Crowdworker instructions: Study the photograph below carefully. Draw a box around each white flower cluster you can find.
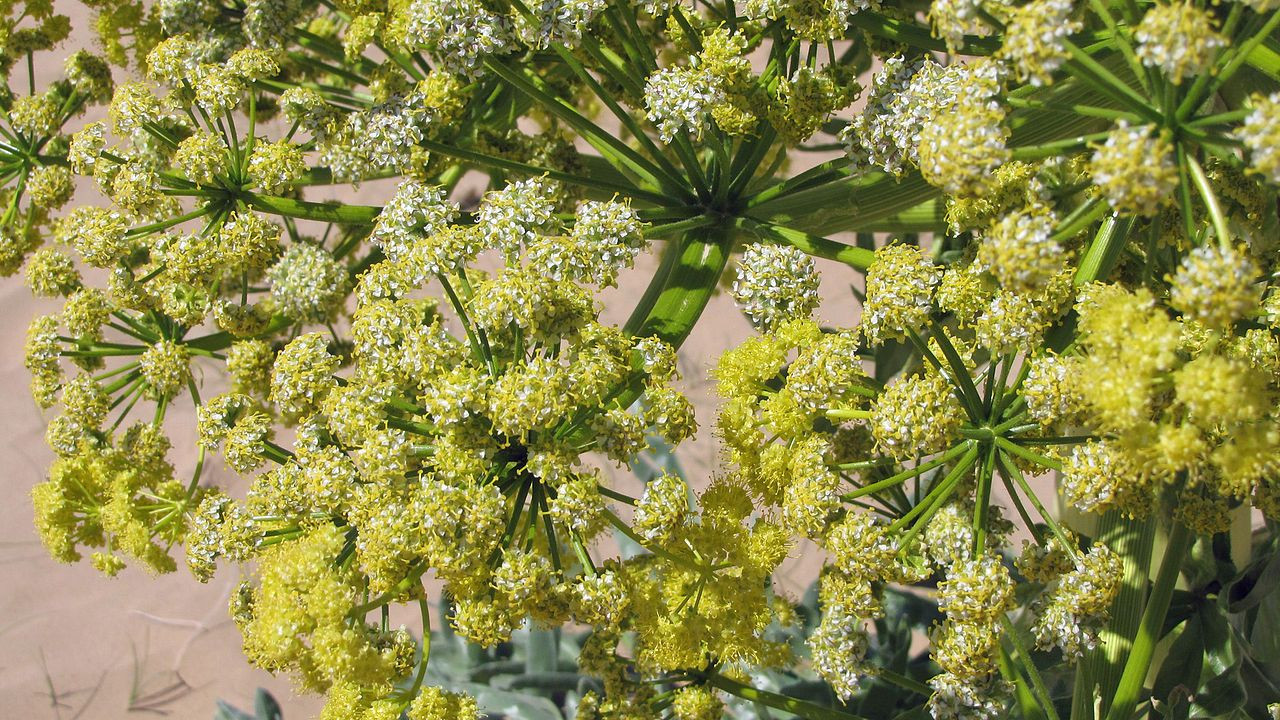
[644,66,725,142]
[843,58,1002,180]
[731,243,821,331]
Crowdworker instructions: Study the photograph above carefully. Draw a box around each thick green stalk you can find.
[1246,40,1280,81]
[622,234,685,337]
[748,171,944,236]
[631,222,736,348]
[248,194,382,224]
[742,219,875,270]
[1076,512,1156,720]
[1075,214,1136,286]
[563,223,734,444]
[1102,522,1194,720]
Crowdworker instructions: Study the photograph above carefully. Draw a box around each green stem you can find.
[1063,41,1162,123]
[1187,108,1251,128]
[417,138,672,206]
[1052,197,1107,244]
[824,408,872,420]
[904,328,978,423]
[645,214,719,239]
[1010,131,1114,160]
[873,668,932,697]
[247,194,381,224]
[1007,96,1142,122]
[889,445,981,536]
[1184,152,1230,247]
[842,441,976,501]
[995,436,1063,471]
[570,532,597,575]
[483,57,690,199]
[348,564,427,616]
[1103,522,1193,720]
[743,157,850,209]
[996,452,1079,563]
[1084,0,1150,94]
[439,273,495,376]
[973,443,997,555]
[1088,512,1156,720]
[1002,643,1048,720]
[1179,9,1280,121]
[846,11,1002,54]
[398,596,431,705]
[742,219,875,270]
[930,324,985,423]
[748,171,944,236]
[1075,213,1136,285]
[601,508,704,572]
[125,205,212,238]
[1003,616,1063,720]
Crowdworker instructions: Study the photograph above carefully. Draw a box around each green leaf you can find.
[1151,617,1203,716]
[873,338,914,385]
[1225,546,1280,615]
[1150,689,1191,720]
[1250,581,1280,665]
[213,700,256,720]
[1236,651,1280,718]
[523,627,560,671]
[253,689,283,720]
[467,659,524,683]
[779,680,838,706]
[455,682,567,720]
[502,672,589,693]
[1189,604,1246,717]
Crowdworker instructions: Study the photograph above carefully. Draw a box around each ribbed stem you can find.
[1103,522,1193,720]
[632,222,736,349]
[1074,511,1156,720]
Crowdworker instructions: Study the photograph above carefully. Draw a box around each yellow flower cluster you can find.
[9,0,1280,718]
